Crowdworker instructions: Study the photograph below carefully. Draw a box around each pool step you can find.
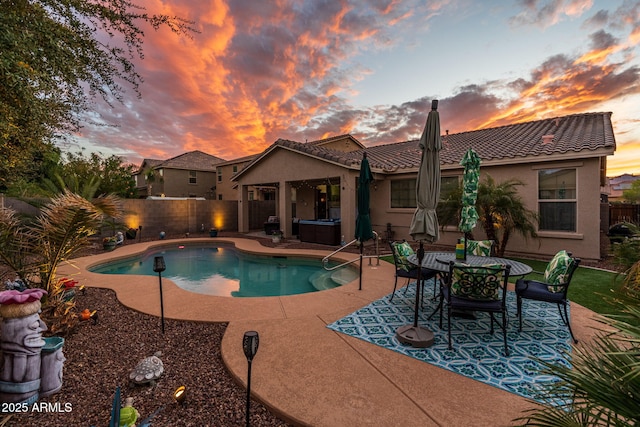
[309,269,358,291]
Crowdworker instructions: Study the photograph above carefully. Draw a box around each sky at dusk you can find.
[62,0,640,176]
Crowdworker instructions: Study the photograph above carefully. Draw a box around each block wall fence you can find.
[117,199,238,237]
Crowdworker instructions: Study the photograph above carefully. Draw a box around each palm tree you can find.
[437,175,538,257]
[0,190,122,293]
[144,167,157,196]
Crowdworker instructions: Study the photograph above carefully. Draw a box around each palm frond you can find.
[516,292,640,426]
[24,190,121,291]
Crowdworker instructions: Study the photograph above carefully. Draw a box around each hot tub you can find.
[298,219,341,245]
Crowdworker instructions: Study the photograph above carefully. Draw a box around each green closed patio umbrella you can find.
[355,152,374,290]
[458,148,481,258]
[396,100,442,348]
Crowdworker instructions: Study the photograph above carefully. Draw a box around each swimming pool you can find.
[89,244,357,297]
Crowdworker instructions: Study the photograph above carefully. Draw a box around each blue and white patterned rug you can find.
[327,279,573,402]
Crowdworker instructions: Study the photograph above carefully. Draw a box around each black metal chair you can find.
[515,251,581,343]
[388,240,437,303]
[440,261,511,356]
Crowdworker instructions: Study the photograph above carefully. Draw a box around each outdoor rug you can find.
[327,279,573,402]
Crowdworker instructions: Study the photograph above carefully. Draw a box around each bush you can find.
[612,238,640,271]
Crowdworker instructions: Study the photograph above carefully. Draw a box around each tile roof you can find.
[307,134,365,149]
[234,112,616,178]
[156,150,226,171]
[215,154,258,167]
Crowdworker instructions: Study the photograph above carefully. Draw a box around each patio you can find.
[56,237,602,426]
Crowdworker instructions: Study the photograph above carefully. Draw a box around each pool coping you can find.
[59,237,602,426]
[60,237,386,322]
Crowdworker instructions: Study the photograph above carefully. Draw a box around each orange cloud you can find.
[71,0,640,178]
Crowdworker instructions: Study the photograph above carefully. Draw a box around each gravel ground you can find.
[3,286,292,427]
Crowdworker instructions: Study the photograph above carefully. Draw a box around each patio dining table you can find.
[407,252,533,321]
[407,251,533,277]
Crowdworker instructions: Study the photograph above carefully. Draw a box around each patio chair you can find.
[439,261,511,356]
[461,238,495,256]
[515,250,581,343]
[389,240,437,303]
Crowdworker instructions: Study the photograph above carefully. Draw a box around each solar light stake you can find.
[242,331,259,427]
[153,256,166,334]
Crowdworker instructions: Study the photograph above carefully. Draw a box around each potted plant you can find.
[209,228,218,237]
[102,236,117,250]
[271,230,283,243]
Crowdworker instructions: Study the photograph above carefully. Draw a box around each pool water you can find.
[89,244,357,297]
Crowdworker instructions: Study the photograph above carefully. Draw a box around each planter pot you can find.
[103,242,116,251]
[209,230,218,237]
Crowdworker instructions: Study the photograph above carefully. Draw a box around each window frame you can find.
[188,170,197,185]
[390,179,416,209]
[537,168,577,232]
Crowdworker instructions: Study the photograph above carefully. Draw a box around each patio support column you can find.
[279,180,292,238]
[238,185,250,233]
[341,173,357,241]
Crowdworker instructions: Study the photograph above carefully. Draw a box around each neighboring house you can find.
[606,173,640,202]
[232,112,616,261]
[133,150,226,199]
[215,155,258,200]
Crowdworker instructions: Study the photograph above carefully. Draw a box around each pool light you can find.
[243,331,259,427]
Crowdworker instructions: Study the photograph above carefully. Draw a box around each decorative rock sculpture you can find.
[0,288,52,404]
[129,352,164,386]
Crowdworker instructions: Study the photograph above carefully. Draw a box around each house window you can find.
[391,177,458,209]
[189,170,197,184]
[538,168,576,231]
[232,165,238,173]
[218,194,223,200]
[390,179,416,208]
[248,191,254,201]
[440,176,459,199]
[217,169,222,182]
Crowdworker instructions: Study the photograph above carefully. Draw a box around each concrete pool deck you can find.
[60,237,602,426]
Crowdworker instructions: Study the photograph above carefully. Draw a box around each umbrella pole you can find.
[413,242,424,327]
[359,242,363,291]
[395,241,434,348]
[463,232,468,261]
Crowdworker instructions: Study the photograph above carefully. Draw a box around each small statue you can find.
[129,351,164,387]
[119,397,139,427]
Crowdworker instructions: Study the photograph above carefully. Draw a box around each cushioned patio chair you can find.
[515,250,581,343]
[439,261,511,356]
[389,240,437,303]
[461,238,495,256]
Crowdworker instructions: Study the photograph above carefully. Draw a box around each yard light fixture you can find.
[242,331,259,427]
[173,385,186,405]
[153,256,166,334]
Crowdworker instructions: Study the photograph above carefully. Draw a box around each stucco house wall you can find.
[233,112,615,262]
[157,168,216,199]
[234,148,359,238]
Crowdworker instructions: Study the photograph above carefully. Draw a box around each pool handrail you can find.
[321,231,380,271]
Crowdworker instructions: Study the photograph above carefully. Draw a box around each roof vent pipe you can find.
[541,134,554,144]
